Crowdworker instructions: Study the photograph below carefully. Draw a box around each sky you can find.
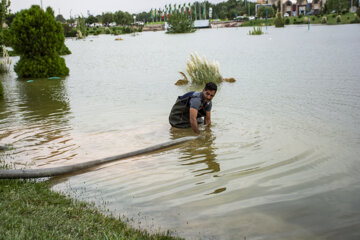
[12,0,231,19]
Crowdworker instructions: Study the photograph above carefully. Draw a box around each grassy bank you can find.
[0,163,181,239]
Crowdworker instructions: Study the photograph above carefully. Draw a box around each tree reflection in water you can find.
[169,127,220,177]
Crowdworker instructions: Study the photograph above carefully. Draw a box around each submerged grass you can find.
[249,26,263,35]
[0,160,182,240]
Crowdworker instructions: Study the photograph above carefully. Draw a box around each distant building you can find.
[279,0,326,16]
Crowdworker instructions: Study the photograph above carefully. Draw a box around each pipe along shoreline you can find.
[0,136,198,179]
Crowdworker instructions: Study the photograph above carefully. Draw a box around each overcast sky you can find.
[12,0,232,18]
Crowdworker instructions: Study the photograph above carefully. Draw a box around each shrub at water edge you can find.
[10,5,69,78]
[166,12,195,34]
[274,12,285,27]
[321,16,328,24]
[336,15,341,23]
[350,16,360,23]
[249,26,263,35]
[14,55,68,78]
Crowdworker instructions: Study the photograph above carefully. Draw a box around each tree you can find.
[0,0,10,30]
[10,5,69,78]
[102,12,113,26]
[0,80,3,99]
[325,0,350,13]
[4,12,15,26]
[0,0,10,47]
[55,14,66,23]
[113,11,132,25]
[274,12,285,27]
[257,6,275,18]
[85,15,98,25]
[136,11,150,23]
[167,12,195,33]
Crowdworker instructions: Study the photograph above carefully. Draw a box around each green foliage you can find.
[357,8,360,17]
[336,15,341,23]
[77,17,87,37]
[303,17,309,24]
[4,12,16,26]
[257,6,275,18]
[113,10,132,25]
[284,18,290,24]
[1,28,11,46]
[326,0,350,13]
[0,177,183,240]
[321,16,328,23]
[102,12,114,25]
[186,53,223,85]
[350,16,360,23]
[0,80,3,99]
[274,12,285,27]
[166,12,195,34]
[10,5,69,78]
[122,26,134,33]
[85,15,98,25]
[249,26,263,35]
[14,55,69,78]
[55,14,66,23]
[58,44,71,55]
[62,23,77,37]
[94,29,101,35]
[0,0,11,31]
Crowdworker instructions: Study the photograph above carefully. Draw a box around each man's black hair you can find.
[204,82,217,92]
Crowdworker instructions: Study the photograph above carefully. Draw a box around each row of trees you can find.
[55,11,133,26]
[51,0,359,30]
[52,0,257,26]
[324,0,359,14]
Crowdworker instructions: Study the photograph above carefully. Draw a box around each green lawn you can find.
[0,161,182,240]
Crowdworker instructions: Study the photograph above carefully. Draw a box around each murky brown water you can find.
[1,25,360,239]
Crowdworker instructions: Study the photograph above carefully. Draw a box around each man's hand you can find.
[189,108,200,134]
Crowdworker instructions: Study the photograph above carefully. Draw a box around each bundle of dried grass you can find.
[186,52,223,85]
[0,45,12,74]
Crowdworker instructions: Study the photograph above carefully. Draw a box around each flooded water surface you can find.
[1,25,360,239]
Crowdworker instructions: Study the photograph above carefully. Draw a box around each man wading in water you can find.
[169,82,217,134]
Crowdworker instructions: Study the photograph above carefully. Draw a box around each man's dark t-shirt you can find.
[169,91,212,128]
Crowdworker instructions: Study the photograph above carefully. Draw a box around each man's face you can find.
[202,89,216,103]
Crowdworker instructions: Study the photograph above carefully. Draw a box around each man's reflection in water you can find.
[169,127,220,177]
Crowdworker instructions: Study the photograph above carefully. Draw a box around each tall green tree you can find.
[102,12,114,25]
[0,0,10,31]
[85,15,98,25]
[55,14,66,23]
[10,5,69,78]
[166,12,194,33]
[113,11,132,26]
[257,6,275,18]
[325,0,350,13]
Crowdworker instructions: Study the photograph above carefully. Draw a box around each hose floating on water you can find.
[0,136,198,179]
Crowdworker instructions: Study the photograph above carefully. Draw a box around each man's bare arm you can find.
[189,108,200,134]
[205,111,211,126]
